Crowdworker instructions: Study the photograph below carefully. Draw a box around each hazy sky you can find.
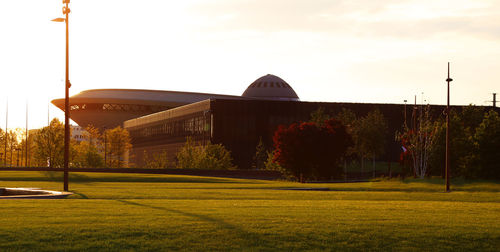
[1,0,499,129]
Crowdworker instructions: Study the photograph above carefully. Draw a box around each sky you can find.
[0,0,499,130]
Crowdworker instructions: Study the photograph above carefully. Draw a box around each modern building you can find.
[52,74,498,169]
[52,89,242,130]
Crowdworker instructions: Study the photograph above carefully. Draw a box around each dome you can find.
[242,74,300,101]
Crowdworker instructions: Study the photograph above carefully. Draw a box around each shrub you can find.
[273,118,352,181]
[176,138,234,170]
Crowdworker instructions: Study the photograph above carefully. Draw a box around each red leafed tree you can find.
[273,118,352,181]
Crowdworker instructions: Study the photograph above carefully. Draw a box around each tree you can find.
[104,126,132,168]
[336,108,358,175]
[273,118,352,181]
[69,124,105,168]
[426,105,487,178]
[264,150,282,171]
[176,137,200,169]
[310,107,330,126]
[252,137,267,170]
[428,111,471,178]
[32,119,65,167]
[354,109,388,177]
[144,150,170,169]
[198,144,234,170]
[474,110,500,179]
[72,141,104,168]
[84,125,102,148]
[397,105,437,178]
[176,137,234,170]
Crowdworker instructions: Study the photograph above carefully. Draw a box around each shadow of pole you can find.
[116,199,274,248]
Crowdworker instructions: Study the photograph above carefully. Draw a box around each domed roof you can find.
[242,74,300,101]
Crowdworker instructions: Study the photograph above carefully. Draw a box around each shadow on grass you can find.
[116,199,275,248]
[71,190,89,199]
[276,178,500,193]
[0,172,256,184]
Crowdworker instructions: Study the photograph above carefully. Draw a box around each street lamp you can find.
[445,62,453,192]
[16,147,21,167]
[403,99,407,128]
[52,0,71,192]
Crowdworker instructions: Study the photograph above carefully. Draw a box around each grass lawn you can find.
[1,171,499,251]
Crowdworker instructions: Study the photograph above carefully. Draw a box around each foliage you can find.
[199,144,234,170]
[264,150,281,171]
[84,125,102,148]
[1,120,133,168]
[252,137,267,170]
[32,118,65,167]
[426,106,498,179]
[310,107,331,126]
[273,118,352,181]
[336,108,358,163]
[354,109,388,159]
[72,141,104,168]
[0,128,23,166]
[354,109,388,175]
[104,126,132,168]
[176,137,234,170]
[474,110,500,179]
[428,111,472,177]
[397,105,437,178]
[144,150,170,169]
[176,137,200,169]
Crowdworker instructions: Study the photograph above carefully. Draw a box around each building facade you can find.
[53,74,499,169]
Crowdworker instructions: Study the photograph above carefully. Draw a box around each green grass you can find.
[1,171,499,251]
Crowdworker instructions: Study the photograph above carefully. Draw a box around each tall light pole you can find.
[445,62,453,192]
[52,0,71,191]
[25,101,28,167]
[403,99,407,128]
[4,98,7,167]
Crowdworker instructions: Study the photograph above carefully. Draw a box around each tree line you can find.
[399,105,500,179]
[256,105,500,181]
[0,118,132,168]
[254,107,389,181]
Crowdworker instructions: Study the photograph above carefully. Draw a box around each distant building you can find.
[70,125,87,142]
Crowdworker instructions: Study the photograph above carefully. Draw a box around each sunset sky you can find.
[1,0,499,129]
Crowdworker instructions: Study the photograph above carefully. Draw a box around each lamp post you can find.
[445,62,453,192]
[16,148,21,167]
[403,99,407,128]
[104,127,107,168]
[52,0,71,191]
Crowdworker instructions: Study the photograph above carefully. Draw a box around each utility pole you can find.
[445,62,453,192]
[25,101,28,167]
[52,0,71,191]
[104,128,107,168]
[404,99,407,128]
[4,98,7,167]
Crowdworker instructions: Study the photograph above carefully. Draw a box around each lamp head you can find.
[51,17,66,22]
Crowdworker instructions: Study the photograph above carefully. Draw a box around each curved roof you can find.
[51,89,245,129]
[242,74,299,101]
[52,89,242,108]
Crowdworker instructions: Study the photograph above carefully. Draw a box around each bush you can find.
[273,118,352,181]
[176,138,234,170]
[144,151,170,169]
[474,110,500,179]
